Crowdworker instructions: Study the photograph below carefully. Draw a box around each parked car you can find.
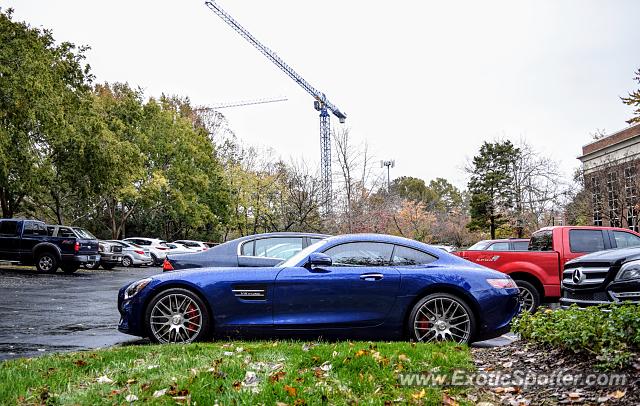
[163,232,329,271]
[455,226,640,312]
[0,219,99,273]
[85,240,123,270]
[108,240,154,267]
[118,233,520,344]
[463,238,530,251]
[561,245,640,307]
[162,242,197,255]
[173,240,208,252]
[122,238,169,265]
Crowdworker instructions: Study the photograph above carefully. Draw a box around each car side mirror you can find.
[308,252,332,269]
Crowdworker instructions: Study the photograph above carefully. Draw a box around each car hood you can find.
[566,246,640,266]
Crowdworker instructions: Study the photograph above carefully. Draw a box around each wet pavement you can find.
[0,264,517,361]
[0,265,159,361]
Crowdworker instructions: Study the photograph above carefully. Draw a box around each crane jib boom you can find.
[204,1,346,123]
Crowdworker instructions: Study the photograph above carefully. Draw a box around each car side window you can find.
[569,229,605,253]
[324,242,394,267]
[240,240,255,256]
[57,227,75,238]
[254,237,303,260]
[487,242,509,251]
[23,222,47,236]
[612,231,640,248]
[0,220,19,236]
[392,245,437,266]
[512,241,529,251]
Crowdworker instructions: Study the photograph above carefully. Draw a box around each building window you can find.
[607,172,620,227]
[592,176,603,226]
[625,166,638,231]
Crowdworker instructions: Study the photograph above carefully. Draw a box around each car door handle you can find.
[360,273,384,281]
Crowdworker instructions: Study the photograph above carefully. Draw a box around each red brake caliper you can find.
[186,304,200,332]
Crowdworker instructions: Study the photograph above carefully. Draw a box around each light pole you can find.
[381,160,395,192]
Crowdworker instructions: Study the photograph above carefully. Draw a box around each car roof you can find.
[231,232,330,243]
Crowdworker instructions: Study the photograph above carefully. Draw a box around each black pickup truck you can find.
[0,219,100,273]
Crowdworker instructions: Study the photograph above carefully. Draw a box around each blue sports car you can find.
[118,234,520,344]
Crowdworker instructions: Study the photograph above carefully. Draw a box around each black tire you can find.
[84,261,100,270]
[408,292,476,344]
[35,251,58,273]
[145,288,211,344]
[150,253,161,266]
[515,280,540,313]
[61,264,79,274]
[121,256,133,267]
[102,263,116,270]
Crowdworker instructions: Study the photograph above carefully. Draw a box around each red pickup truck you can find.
[454,226,640,312]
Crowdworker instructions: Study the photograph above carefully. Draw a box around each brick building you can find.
[578,123,640,230]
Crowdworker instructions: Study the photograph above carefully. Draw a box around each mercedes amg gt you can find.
[118,234,520,344]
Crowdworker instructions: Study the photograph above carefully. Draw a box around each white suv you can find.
[123,237,169,266]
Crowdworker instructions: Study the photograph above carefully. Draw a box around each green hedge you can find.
[513,304,640,370]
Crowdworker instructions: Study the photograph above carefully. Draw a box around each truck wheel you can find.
[122,256,133,267]
[61,265,79,274]
[516,280,540,313]
[36,252,58,273]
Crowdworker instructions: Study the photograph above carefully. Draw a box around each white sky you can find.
[5,0,640,189]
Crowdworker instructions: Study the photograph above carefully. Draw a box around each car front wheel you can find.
[145,288,210,344]
[408,293,476,344]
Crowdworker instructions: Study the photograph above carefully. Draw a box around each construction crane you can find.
[210,96,288,110]
[204,1,346,212]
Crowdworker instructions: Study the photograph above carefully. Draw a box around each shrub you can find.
[512,304,640,370]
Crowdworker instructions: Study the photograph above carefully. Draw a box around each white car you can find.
[123,237,170,266]
[162,242,197,255]
[172,240,209,252]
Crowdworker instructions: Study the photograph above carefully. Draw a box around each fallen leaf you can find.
[320,361,332,372]
[73,360,87,367]
[153,388,167,398]
[568,392,582,399]
[243,371,260,387]
[502,361,513,368]
[412,389,426,400]
[125,394,138,402]
[355,349,369,357]
[232,381,241,391]
[398,354,410,362]
[146,365,159,370]
[442,393,459,405]
[270,371,286,382]
[127,379,137,385]
[610,390,626,399]
[223,351,235,356]
[96,375,113,384]
[276,402,288,406]
[597,396,611,403]
[284,385,297,397]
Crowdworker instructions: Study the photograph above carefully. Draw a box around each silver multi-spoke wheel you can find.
[39,256,53,271]
[413,296,472,343]
[150,293,203,343]
[518,286,535,312]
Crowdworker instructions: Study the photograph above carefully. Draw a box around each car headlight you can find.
[124,278,152,300]
[617,260,640,281]
[486,278,518,289]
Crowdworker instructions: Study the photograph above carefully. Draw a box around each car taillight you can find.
[157,247,168,251]
[162,258,174,272]
[74,242,80,253]
[134,250,144,255]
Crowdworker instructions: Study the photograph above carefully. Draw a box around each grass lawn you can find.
[0,340,472,405]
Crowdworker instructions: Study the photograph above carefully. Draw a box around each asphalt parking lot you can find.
[0,264,517,361]
[0,265,158,361]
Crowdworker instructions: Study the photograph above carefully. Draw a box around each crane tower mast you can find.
[204,1,346,212]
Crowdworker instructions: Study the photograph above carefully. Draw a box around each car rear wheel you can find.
[121,256,133,267]
[35,252,58,273]
[145,288,210,344]
[408,293,475,344]
[515,280,540,313]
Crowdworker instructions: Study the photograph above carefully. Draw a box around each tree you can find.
[390,177,434,203]
[467,141,519,238]
[0,8,93,218]
[621,68,640,125]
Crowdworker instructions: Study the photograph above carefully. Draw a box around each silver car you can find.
[108,240,154,267]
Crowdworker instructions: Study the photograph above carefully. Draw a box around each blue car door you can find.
[273,242,401,328]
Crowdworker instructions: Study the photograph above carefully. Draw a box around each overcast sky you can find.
[5,0,640,189]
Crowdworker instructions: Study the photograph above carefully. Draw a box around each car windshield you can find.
[73,227,96,239]
[279,239,329,267]
[466,241,490,250]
